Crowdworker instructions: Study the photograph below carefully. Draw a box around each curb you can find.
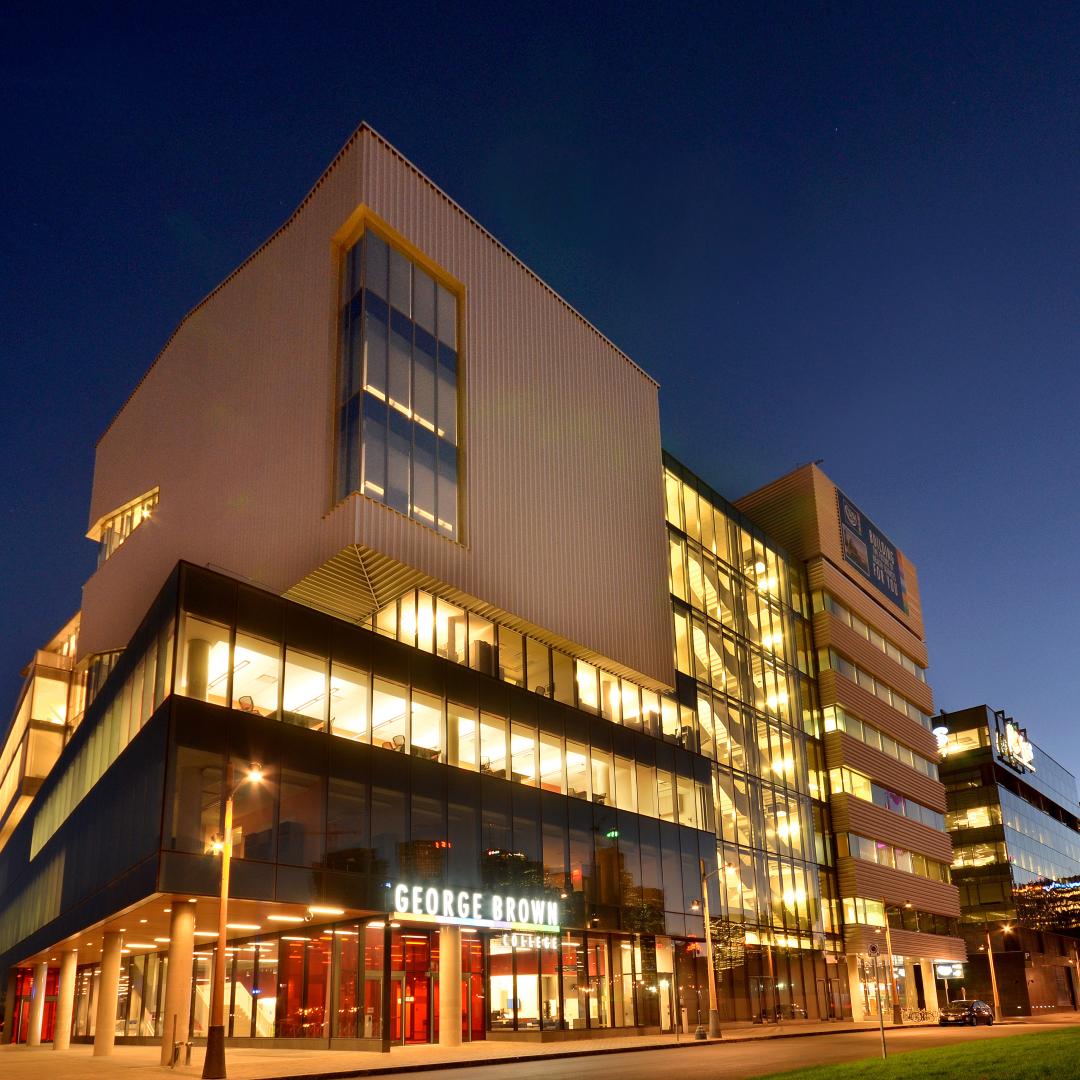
[257,1026,874,1080]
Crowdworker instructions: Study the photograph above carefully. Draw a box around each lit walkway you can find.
[0,1019,1074,1080]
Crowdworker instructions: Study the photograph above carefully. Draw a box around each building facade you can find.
[0,124,962,1055]
[937,704,1080,1016]
[736,466,964,1020]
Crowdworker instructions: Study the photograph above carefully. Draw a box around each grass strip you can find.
[759,1027,1080,1080]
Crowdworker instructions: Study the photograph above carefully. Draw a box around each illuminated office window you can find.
[336,229,459,540]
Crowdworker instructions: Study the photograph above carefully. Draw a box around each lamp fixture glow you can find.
[307,906,346,917]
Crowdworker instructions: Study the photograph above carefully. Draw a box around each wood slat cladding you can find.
[831,792,954,864]
[845,924,966,962]
[819,670,939,761]
[837,857,961,917]
[811,562,929,669]
[825,732,948,813]
[813,612,934,717]
[81,126,674,688]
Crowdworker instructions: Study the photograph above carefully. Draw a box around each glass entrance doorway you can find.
[388,928,485,1044]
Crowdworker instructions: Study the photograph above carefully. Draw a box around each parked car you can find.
[938,999,995,1026]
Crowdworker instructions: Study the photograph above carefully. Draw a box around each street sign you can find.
[867,942,880,957]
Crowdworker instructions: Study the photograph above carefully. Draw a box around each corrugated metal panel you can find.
[831,792,954,864]
[80,128,674,688]
[837,857,961,917]
[825,731,948,813]
[819,670,939,761]
[814,612,934,716]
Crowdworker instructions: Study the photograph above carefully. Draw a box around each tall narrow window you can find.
[337,227,461,540]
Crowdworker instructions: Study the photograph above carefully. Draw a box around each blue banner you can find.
[836,490,907,611]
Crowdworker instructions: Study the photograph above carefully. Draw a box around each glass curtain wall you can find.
[336,227,460,540]
[663,456,846,1020]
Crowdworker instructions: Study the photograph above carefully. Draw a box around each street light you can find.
[983,922,1012,1020]
[689,858,727,1038]
[203,763,263,1080]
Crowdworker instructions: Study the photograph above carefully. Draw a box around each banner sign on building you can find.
[836,490,907,611]
[390,882,560,929]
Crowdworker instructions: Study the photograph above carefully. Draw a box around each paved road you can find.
[370,1023,1074,1080]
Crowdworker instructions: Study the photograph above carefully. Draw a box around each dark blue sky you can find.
[2,5,1078,773]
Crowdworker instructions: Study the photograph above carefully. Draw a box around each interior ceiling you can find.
[284,544,671,692]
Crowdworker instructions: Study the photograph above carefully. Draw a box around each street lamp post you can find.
[984,923,1011,1021]
[691,858,726,1038]
[203,763,263,1080]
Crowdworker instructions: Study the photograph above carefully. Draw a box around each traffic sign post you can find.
[867,943,887,1060]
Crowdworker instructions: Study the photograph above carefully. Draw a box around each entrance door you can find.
[390,975,405,1044]
[750,976,777,1023]
[817,978,839,1020]
[405,972,431,1044]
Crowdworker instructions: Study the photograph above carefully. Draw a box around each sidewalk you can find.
[0,1023,863,1080]
[0,1017,1064,1080]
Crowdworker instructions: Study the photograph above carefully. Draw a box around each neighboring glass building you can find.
[937,704,1080,1016]
[0,124,959,1056]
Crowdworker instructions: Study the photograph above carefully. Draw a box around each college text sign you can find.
[391,883,560,928]
[836,490,906,612]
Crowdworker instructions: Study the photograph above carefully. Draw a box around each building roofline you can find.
[95,122,658,449]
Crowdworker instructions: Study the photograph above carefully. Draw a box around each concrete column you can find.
[846,956,869,1020]
[159,901,196,1065]
[53,951,78,1050]
[919,960,939,1011]
[93,932,123,1056]
[2,969,16,1044]
[438,925,462,1047]
[26,962,48,1046]
[903,960,919,1010]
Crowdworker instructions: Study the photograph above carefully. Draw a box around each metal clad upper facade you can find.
[83,126,673,687]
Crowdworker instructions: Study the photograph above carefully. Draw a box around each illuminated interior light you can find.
[225,923,261,931]
[308,906,346,916]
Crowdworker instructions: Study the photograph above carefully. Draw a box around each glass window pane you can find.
[436,438,458,539]
[566,742,589,800]
[575,660,598,713]
[511,724,538,786]
[386,409,411,514]
[480,714,508,779]
[437,349,457,445]
[371,678,408,752]
[414,333,436,429]
[526,638,550,696]
[388,311,412,412]
[498,626,524,686]
[363,297,388,398]
[447,703,477,770]
[361,394,387,500]
[411,691,444,761]
[539,733,564,794]
[330,663,369,741]
[283,649,326,730]
[177,616,230,707]
[365,233,388,299]
[436,599,467,664]
[468,614,495,676]
[230,634,281,717]
[552,651,574,705]
[278,768,324,866]
[389,247,412,316]
[590,749,614,806]
[436,283,457,349]
[412,265,436,333]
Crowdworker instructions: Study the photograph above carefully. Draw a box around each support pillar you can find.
[53,951,77,1050]
[903,961,919,1010]
[159,901,196,1065]
[919,960,939,1011]
[847,956,869,1020]
[26,962,48,1046]
[93,932,123,1056]
[2,969,16,1044]
[438,925,462,1047]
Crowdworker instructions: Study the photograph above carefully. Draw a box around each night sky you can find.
[3,6,1078,775]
